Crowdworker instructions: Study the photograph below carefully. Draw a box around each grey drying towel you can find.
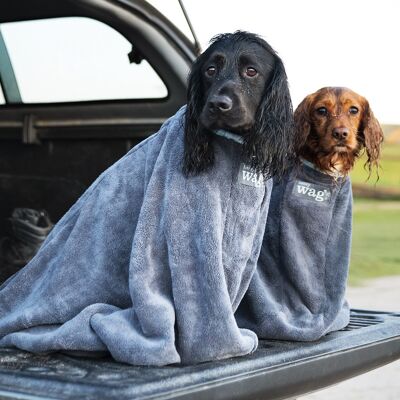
[0,106,273,365]
[236,162,352,341]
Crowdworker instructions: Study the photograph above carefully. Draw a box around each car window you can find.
[0,17,168,103]
[0,84,4,104]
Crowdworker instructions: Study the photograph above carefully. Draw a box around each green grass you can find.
[348,143,400,284]
[351,143,400,190]
[288,141,400,284]
[380,142,400,158]
[349,199,400,285]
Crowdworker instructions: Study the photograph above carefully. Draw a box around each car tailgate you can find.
[0,309,399,400]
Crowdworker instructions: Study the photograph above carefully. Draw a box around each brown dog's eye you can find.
[316,107,328,116]
[246,67,257,77]
[349,106,359,115]
[206,66,216,77]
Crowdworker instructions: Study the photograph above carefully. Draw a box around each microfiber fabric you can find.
[236,162,352,341]
[0,106,272,366]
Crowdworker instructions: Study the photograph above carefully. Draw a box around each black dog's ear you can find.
[360,101,384,178]
[242,57,295,179]
[182,56,214,177]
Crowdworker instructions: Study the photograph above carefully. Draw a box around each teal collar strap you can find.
[213,129,244,144]
[300,157,343,179]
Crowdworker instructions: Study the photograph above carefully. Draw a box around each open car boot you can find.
[0,208,53,284]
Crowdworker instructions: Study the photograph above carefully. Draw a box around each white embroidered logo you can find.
[238,163,264,188]
[293,181,331,203]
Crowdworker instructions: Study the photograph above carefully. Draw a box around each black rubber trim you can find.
[0,310,399,400]
[166,337,400,400]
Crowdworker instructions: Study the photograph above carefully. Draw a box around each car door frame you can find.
[0,0,197,145]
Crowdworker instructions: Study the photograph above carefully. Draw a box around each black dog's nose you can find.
[332,127,349,140]
[208,95,233,112]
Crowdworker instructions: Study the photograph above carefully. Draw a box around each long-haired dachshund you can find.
[183,31,295,178]
[294,86,384,176]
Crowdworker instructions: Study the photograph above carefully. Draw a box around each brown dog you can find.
[236,88,384,342]
[294,87,383,176]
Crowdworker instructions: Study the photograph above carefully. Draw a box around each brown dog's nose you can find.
[208,95,233,112]
[332,127,349,140]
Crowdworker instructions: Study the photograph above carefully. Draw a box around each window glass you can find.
[0,17,167,103]
[0,84,5,104]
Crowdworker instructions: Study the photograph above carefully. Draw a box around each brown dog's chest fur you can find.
[301,130,360,174]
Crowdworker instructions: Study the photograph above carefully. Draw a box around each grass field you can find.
[351,143,400,190]
[349,199,400,285]
[348,142,400,284]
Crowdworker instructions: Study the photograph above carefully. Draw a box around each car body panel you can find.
[0,311,399,400]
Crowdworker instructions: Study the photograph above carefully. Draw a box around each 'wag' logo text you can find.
[293,181,331,203]
[238,163,264,188]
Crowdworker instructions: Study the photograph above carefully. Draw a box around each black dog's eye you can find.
[245,67,257,77]
[205,66,216,77]
[316,107,328,116]
[349,106,359,115]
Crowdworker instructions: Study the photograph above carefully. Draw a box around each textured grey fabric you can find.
[236,162,352,341]
[0,106,272,365]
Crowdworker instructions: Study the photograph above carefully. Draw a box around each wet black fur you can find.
[182,31,295,179]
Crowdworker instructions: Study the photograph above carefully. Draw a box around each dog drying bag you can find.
[236,162,352,341]
[0,107,272,365]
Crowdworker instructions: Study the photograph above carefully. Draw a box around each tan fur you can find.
[294,87,384,176]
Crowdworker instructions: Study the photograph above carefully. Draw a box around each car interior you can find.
[0,0,195,278]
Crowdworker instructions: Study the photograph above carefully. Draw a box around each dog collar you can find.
[300,158,343,179]
[213,129,244,144]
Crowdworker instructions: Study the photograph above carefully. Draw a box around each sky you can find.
[1,18,168,103]
[1,0,399,125]
[149,0,400,125]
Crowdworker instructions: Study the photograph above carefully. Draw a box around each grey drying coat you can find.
[0,107,272,365]
[236,162,352,341]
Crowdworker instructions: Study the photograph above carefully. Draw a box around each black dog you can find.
[0,31,296,366]
[183,31,295,178]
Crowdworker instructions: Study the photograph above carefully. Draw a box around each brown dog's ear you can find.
[293,95,313,155]
[360,101,384,176]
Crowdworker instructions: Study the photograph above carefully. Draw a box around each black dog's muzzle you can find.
[208,94,233,112]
